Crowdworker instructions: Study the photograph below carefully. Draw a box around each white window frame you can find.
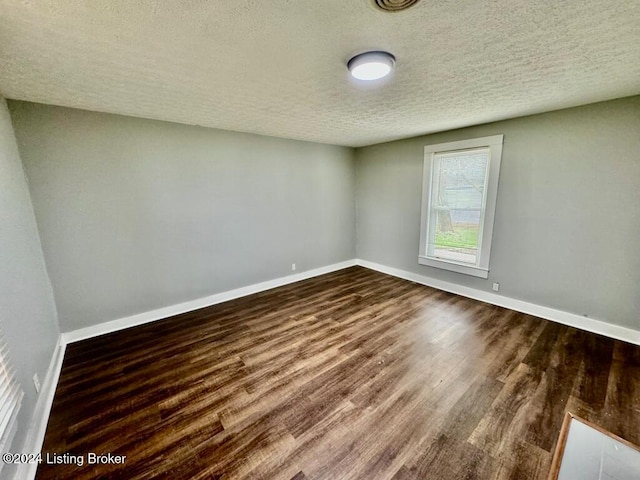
[418,134,503,279]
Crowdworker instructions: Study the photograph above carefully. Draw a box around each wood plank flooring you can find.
[36,266,640,479]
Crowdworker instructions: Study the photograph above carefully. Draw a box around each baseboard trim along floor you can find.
[34,266,640,479]
[16,337,66,480]
[61,259,640,347]
[26,259,639,479]
[355,259,640,347]
[61,260,357,344]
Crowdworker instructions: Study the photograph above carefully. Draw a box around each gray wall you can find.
[0,96,60,457]
[7,96,640,336]
[355,96,640,330]
[9,102,355,332]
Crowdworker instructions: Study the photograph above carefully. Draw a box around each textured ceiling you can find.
[0,0,639,147]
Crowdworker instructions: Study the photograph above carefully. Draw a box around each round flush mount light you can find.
[347,51,395,81]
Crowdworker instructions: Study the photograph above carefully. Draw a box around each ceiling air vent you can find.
[372,0,420,12]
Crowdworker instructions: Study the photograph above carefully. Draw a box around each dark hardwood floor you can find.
[37,266,640,479]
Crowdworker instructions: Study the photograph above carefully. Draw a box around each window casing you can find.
[419,135,503,278]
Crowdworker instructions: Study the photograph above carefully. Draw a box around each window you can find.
[419,135,503,278]
[0,328,23,460]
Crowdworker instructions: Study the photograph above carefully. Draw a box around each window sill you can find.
[418,256,489,279]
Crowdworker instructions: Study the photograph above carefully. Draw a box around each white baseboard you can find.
[62,260,357,344]
[355,259,640,346]
[62,256,640,346]
[14,258,639,480]
[15,336,66,480]
[13,260,354,479]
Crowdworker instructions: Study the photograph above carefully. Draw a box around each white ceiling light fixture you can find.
[347,51,395,81]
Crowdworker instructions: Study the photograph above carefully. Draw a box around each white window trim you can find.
[418,134,504,279]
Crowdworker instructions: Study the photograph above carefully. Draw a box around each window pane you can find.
[428,148,489,265]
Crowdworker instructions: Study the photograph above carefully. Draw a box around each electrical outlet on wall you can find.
[291,263,296,271]
[33,373,41,393]
[492,282,500,292]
